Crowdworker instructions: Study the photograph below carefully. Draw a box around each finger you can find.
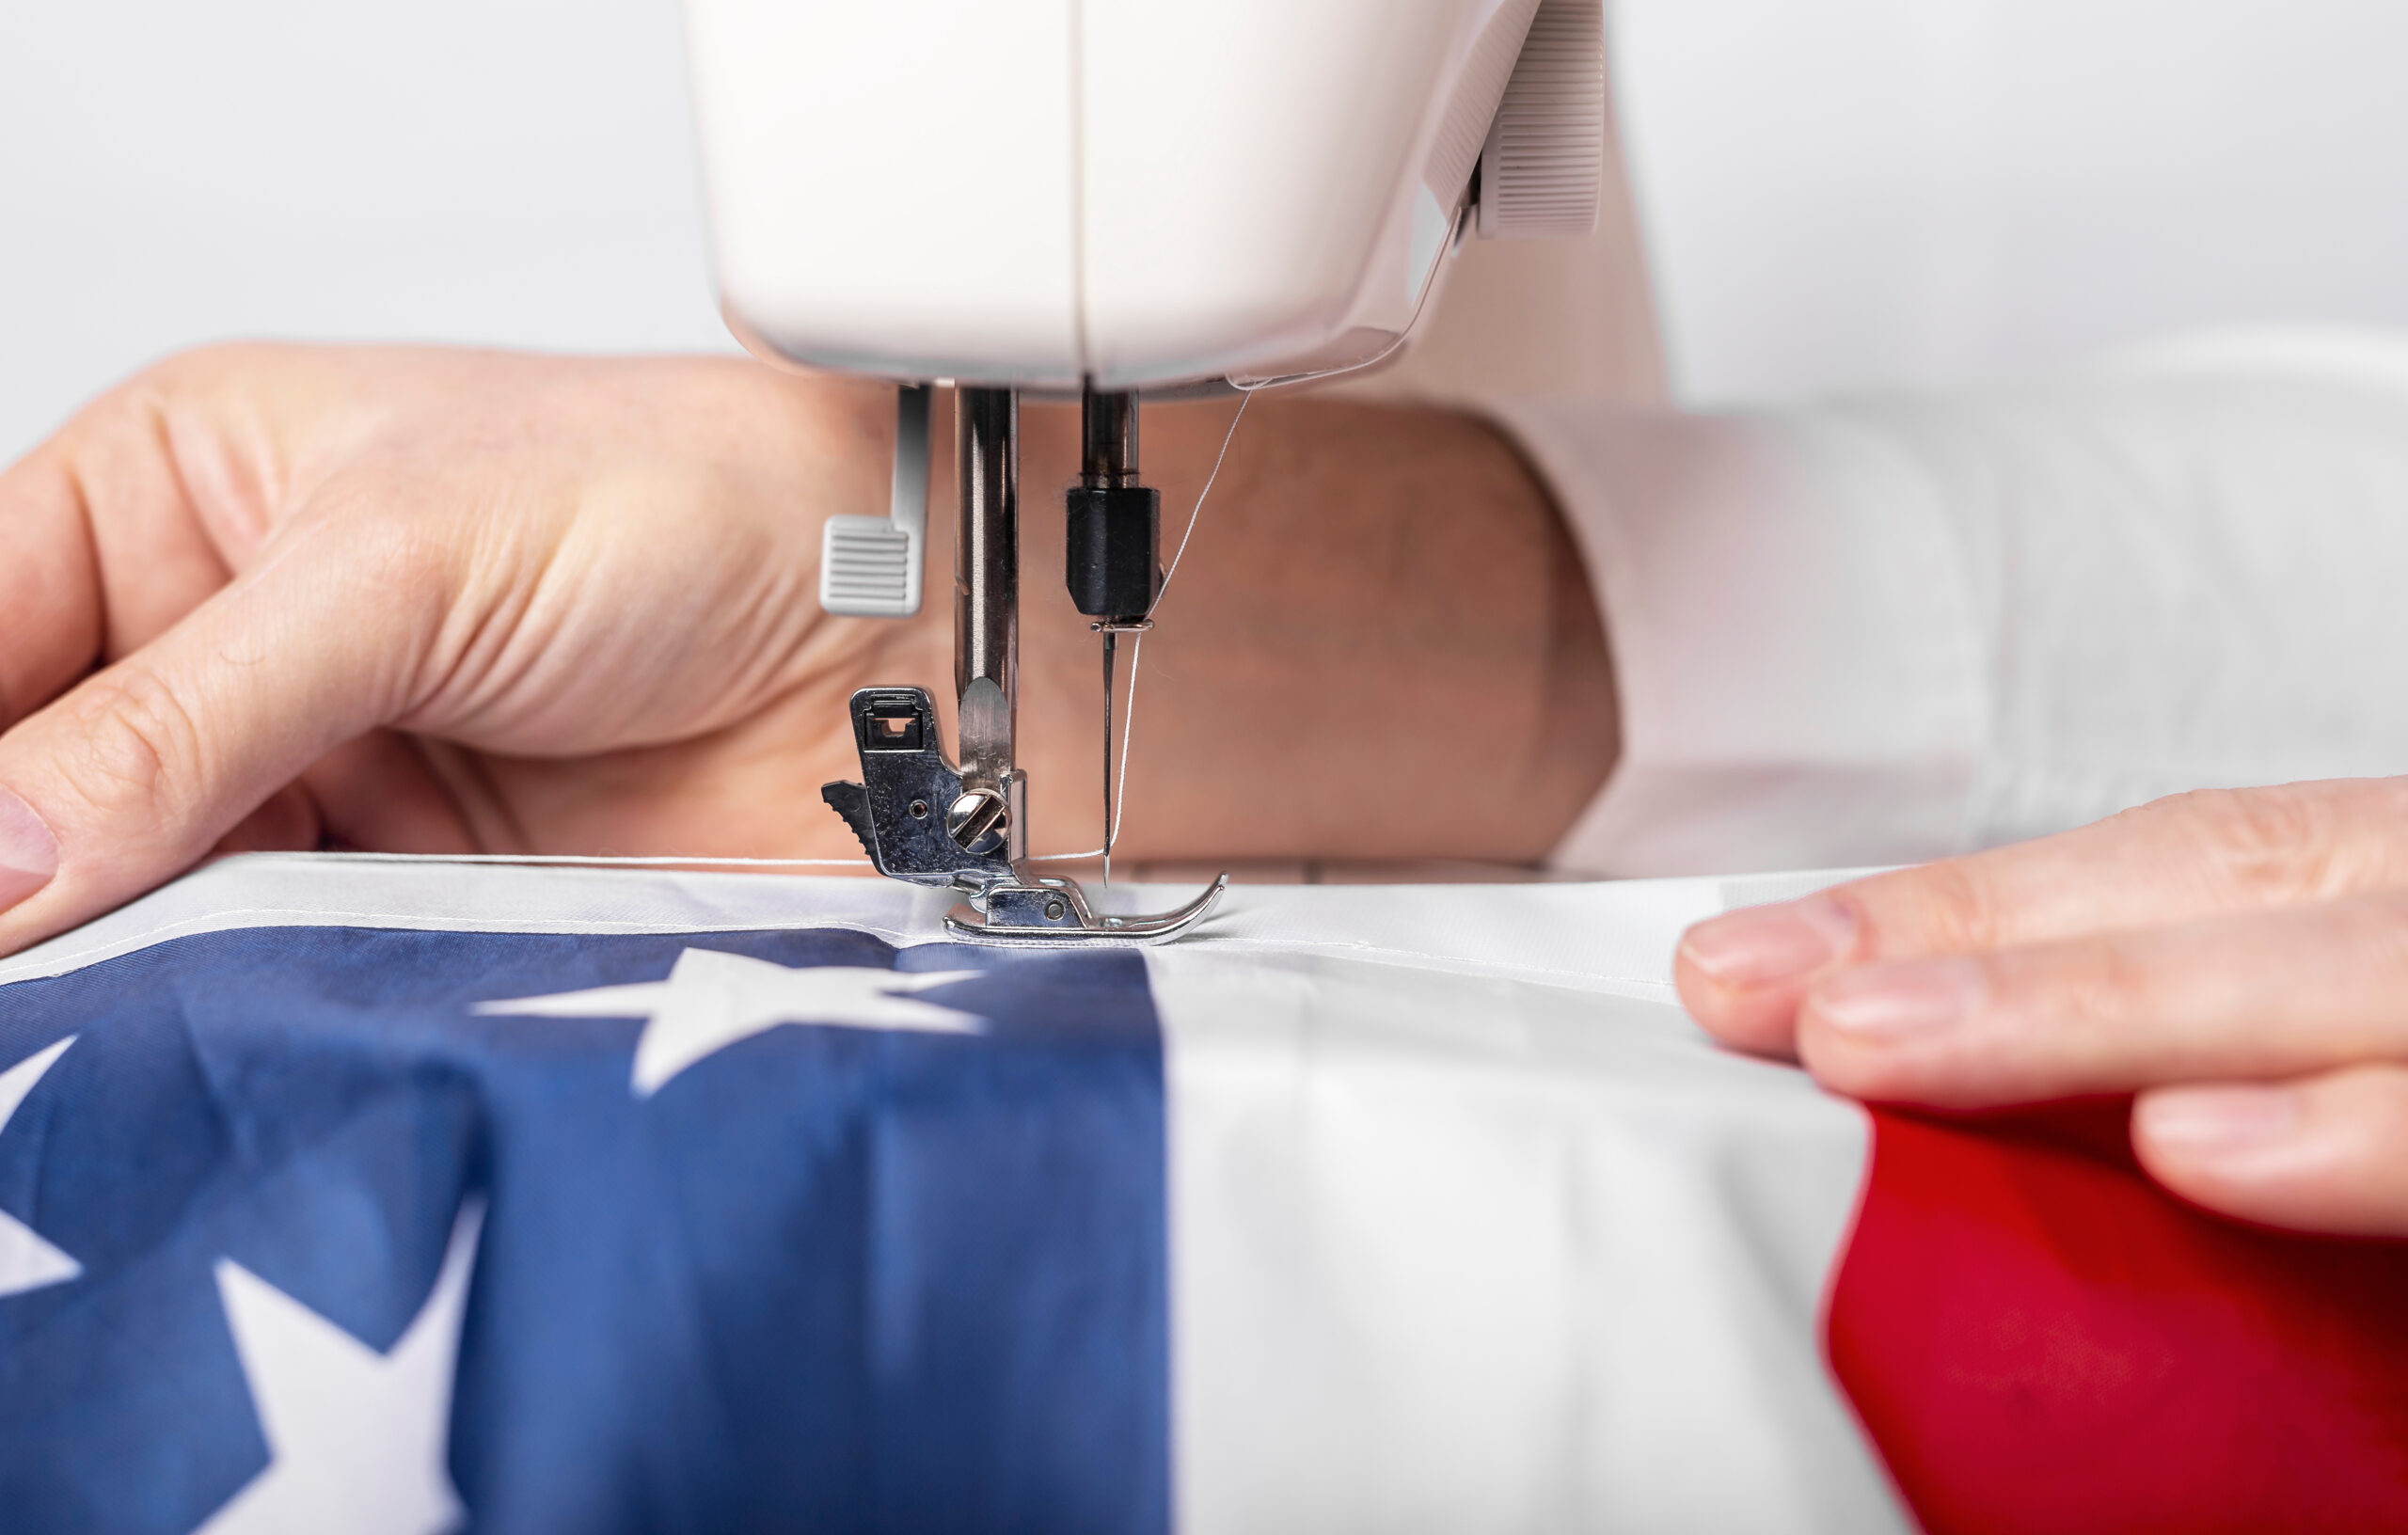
[1676,778,2408,1054]
[301,732,478,854]
[214,782,325,855]
[0,444,106,730]
[2133,1065,2408,1238]
[1795,892,2408,1107]
[0,351,293,731]
[61,360,245,658]
[0,509,441,951]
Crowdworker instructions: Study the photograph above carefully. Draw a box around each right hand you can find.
[1674,779,2408,1238]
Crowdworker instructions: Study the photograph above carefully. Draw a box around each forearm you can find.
[902,392,1618,865]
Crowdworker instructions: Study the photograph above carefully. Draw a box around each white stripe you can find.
[1154,949,1909,1534]
[0,855,1743,993]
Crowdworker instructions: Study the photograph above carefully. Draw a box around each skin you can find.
[0,342,1615,954]
[1676,779,2408,1240]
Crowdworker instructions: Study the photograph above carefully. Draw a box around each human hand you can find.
[0,344,929,952]
[1674,781,2408,1236]
[0,343,1615,958]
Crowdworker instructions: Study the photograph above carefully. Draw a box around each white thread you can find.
[1161,389,1252,600]
[1107,390,1254,853]
[1109,632,1146,855]
[309,851,870,868]
[305,847,1112,871]
[1095,203,1455,864]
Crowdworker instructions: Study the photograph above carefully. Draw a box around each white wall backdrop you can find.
[1615,0,2408,402]
[6,0,2408,460]
[0,0,730,463]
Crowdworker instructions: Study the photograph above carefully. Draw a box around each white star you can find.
[475,948,986,1097]
[0,1036,80,1298]
[195,1197,483,1535]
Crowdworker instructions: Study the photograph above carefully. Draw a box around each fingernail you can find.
[2135,1085,2301,1150]
[1680,893,1858,986]
[0,788,57,912]
[1812,957,1982,1038]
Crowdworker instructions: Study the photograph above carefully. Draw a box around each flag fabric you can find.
[1832,1104,2408,1534]
[0,856,2401,1533]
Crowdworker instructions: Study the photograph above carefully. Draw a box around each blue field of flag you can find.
[0,926,1169,1534]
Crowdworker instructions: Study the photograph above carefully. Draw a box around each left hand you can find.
[0,345,928,955]
[1674,779,2408,1237]
[0,343,1613,957]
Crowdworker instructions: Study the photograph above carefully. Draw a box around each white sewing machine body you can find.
[681,0,1602,941]
[683,0,1588,391]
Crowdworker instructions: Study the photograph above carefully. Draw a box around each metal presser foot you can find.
[821,688,1226,943]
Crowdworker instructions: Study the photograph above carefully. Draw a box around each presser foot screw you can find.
[945,788,1009,856]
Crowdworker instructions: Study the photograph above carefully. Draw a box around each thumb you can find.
[0,517,436,952]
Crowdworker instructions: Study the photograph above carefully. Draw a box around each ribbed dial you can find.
[1478,0,1607,240]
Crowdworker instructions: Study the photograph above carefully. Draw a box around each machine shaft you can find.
[1081,388,1140,488]
[954,387,1019,796]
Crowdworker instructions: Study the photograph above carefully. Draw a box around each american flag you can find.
[1,858,2400,1533]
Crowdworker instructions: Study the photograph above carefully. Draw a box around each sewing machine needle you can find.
[1101,629,1117,887]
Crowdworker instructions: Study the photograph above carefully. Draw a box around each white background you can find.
[1616,0,2408,402]
[6,0,2408,461]
[0,0,733,464]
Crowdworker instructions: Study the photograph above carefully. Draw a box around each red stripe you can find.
[1827,1102,2408,1534]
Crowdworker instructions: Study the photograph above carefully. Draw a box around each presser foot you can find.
[944,870,1228,944]
[822,686,1227,945]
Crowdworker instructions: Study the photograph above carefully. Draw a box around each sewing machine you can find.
[682,0,1606,940]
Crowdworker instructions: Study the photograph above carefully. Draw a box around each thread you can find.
[302,847,1114,871]
[1103,389,1254,865]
